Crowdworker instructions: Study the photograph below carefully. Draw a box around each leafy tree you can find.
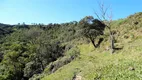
[0,52,3,62]
[78,16,105,48]
[0,44,26,80]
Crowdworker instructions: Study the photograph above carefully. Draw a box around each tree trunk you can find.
[38,58,44,71]
[96,38,104,47]
[37,56,44,71]
[90,38,97,48]
[109,30,115,54]
[106,25,115,54]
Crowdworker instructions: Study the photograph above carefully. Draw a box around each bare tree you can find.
[94,1,115,54]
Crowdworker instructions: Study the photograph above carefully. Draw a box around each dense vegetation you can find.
[0,12,142,80]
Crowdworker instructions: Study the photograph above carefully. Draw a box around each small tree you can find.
[78,16,105,48]
[94,1,115,53]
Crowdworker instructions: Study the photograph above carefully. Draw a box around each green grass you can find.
[41,12,142,80]
[41,38,142,80]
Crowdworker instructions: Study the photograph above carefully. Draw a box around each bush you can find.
[66,47,80,59]
[30,47,80,80]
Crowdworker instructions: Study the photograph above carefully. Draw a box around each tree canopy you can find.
[78,16,105,48]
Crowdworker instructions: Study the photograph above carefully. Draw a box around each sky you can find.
[0,0,142,24]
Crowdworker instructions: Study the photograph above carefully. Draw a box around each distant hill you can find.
[0,23,13,38]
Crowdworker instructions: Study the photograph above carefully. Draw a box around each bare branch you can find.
[94,0,115,54]
[94,11,102,20]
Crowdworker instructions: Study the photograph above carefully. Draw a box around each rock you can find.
[74,75,82,80]
[105,46,110,51]
[128,66,135,71]
[72,75,82,80]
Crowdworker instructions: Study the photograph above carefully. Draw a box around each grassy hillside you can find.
[0,12,142,80]
[40,12,142,80]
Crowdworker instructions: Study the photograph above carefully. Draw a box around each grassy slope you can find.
[42,12,142,80]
